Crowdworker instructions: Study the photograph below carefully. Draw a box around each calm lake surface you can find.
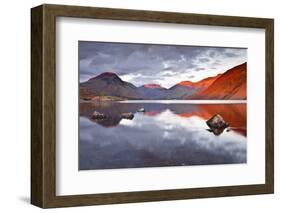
[79,101,247,170]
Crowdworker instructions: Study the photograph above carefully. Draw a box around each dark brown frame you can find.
[31,4,274,208]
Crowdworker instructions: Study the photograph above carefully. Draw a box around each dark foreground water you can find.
[79,101,247,170]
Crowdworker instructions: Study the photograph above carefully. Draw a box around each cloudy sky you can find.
[79,41,247,88]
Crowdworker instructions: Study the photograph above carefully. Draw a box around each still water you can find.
[79,101,247,170]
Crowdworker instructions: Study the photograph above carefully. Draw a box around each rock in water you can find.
[206,114,229,135]
[137,108,145,112]
[121,112,134,120]
[91,111,107,120]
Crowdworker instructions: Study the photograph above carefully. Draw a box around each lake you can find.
[79,101,247,170]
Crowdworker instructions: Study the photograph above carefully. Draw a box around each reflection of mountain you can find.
[80,102,246,136]
[178,104,246,136]
[80,63,247,100]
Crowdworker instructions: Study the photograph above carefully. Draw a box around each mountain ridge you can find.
[80,62,247,100]
[191,62,246,100]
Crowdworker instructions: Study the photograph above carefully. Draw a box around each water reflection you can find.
[79,102,247,170]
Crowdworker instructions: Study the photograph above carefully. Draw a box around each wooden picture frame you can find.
[31,4,274,208]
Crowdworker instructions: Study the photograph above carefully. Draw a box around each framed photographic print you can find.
[31,4,274,208]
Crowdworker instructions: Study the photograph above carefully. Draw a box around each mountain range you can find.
[80,62,247,100]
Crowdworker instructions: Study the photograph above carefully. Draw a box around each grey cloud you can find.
[79,41,247,86]
[199,58,210,63]
[195,68,205,71]
[162,66,174,71]
[224,52,239,57]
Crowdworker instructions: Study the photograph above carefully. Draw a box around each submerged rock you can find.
[206,114,229,136]
[91,111,107,120]
[121,112,134,120]
[137,108,145,112]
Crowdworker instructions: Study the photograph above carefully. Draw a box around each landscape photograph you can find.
[79,41,247,170]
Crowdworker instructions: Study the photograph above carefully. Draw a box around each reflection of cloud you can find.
[79,41,247,88]
[79,109,246,170]
[119,114,143,127]
[155,110,206,129]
